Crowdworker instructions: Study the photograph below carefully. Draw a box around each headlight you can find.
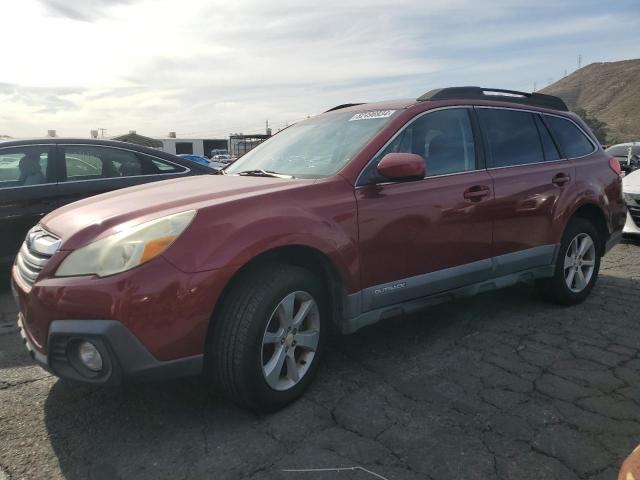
[56,210,196,277]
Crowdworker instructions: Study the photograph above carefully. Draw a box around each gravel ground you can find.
[1,242,640,480]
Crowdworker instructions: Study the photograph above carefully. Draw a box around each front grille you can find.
[49,337,70,365]
[15,226,61,288]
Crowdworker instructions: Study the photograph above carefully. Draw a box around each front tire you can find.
[537,218,601,305]
[208,264,327,412]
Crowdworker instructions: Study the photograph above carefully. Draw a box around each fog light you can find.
[78,341,103,372]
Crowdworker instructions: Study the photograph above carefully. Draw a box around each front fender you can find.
[162,178,360,292]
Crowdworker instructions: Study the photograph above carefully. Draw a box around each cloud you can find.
[0,83,83,113]
[1,0,639,137]
[39,0,135,21]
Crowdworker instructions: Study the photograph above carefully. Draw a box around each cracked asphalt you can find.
[1,242,640,480]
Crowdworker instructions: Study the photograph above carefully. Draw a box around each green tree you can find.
[573,108,609,144]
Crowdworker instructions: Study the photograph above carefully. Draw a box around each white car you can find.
[623,168,640,236]
[607,142,640,174]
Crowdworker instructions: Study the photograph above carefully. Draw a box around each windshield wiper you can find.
[237,169,293,179]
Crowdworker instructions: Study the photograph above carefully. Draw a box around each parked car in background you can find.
[210,149,233,163]
[207,160,228,171]
[0,138,211,266]
[606,142,640,174]
[12,87,624,412]
[623,167,640,236]
[210,148,229,157]
[178,154,213,168]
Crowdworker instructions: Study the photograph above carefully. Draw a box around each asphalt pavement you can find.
[1,242,640,480]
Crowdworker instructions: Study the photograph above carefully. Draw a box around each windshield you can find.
[226,109,398,178]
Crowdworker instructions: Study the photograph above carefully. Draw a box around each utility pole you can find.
[98,128,107,138]
[577,54,582,69]
[533,81,537,92]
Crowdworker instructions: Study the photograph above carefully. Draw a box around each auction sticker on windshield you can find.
[349,110,396,121]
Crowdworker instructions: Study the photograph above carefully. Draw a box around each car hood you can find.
[623,169,640,193]
[42,174,312,250]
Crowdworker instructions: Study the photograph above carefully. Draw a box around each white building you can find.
[158,133,228,158]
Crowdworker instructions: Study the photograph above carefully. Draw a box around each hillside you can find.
[541,59,640,142]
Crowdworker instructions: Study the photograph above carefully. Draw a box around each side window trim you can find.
[356,106,480,186]
[468,107,486,170]
[51,143,63,183]
[532,113,560,162]
[538,114,567,160]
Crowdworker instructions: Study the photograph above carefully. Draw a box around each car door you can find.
[56,143,190,206]
[0,144,58,264]
[477,107,575,275]
[355,107,494,311]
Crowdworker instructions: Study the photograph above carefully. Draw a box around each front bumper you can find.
[11,252,237,385]
[17,312,203,385]
[623,210,640,236]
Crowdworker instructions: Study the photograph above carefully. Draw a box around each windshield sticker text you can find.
[349,110,396,121]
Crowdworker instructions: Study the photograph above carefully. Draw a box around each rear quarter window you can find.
[149,157,188,173]
[544,115,595,159]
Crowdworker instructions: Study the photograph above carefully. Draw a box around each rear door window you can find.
[61,145,185,181]
[0,145,53,188]
[544,115,595,159]
[150,157,188,173]
[478,109,544,168]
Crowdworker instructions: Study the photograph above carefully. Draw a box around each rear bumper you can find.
[17,312,202,385]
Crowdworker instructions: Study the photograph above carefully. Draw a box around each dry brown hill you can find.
[541,59,640,142]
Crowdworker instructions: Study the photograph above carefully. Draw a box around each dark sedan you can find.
[0,138,211,266]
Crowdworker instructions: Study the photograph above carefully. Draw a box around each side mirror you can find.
[376,153,426,181]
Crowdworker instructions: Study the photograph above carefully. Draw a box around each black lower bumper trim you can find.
[18,315,203,385]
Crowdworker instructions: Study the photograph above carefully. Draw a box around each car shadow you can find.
[43,378,263,480]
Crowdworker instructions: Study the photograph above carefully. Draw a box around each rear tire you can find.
[537,218,601,305]
[208,264,327,412]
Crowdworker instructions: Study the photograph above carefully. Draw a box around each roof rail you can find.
[324,103,364,113]
[417,86,568,111]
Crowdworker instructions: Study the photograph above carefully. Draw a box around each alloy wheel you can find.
[564,233,596,293]
[261,291,320,391]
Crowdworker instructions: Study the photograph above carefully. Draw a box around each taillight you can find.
[609,157,622,176]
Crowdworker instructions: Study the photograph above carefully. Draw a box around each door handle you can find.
[463,185,490,201]
[552,173,571,186]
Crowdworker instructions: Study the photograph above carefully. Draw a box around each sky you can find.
[0,0,638,139]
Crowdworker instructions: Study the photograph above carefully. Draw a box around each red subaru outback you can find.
[12,87,625,411]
